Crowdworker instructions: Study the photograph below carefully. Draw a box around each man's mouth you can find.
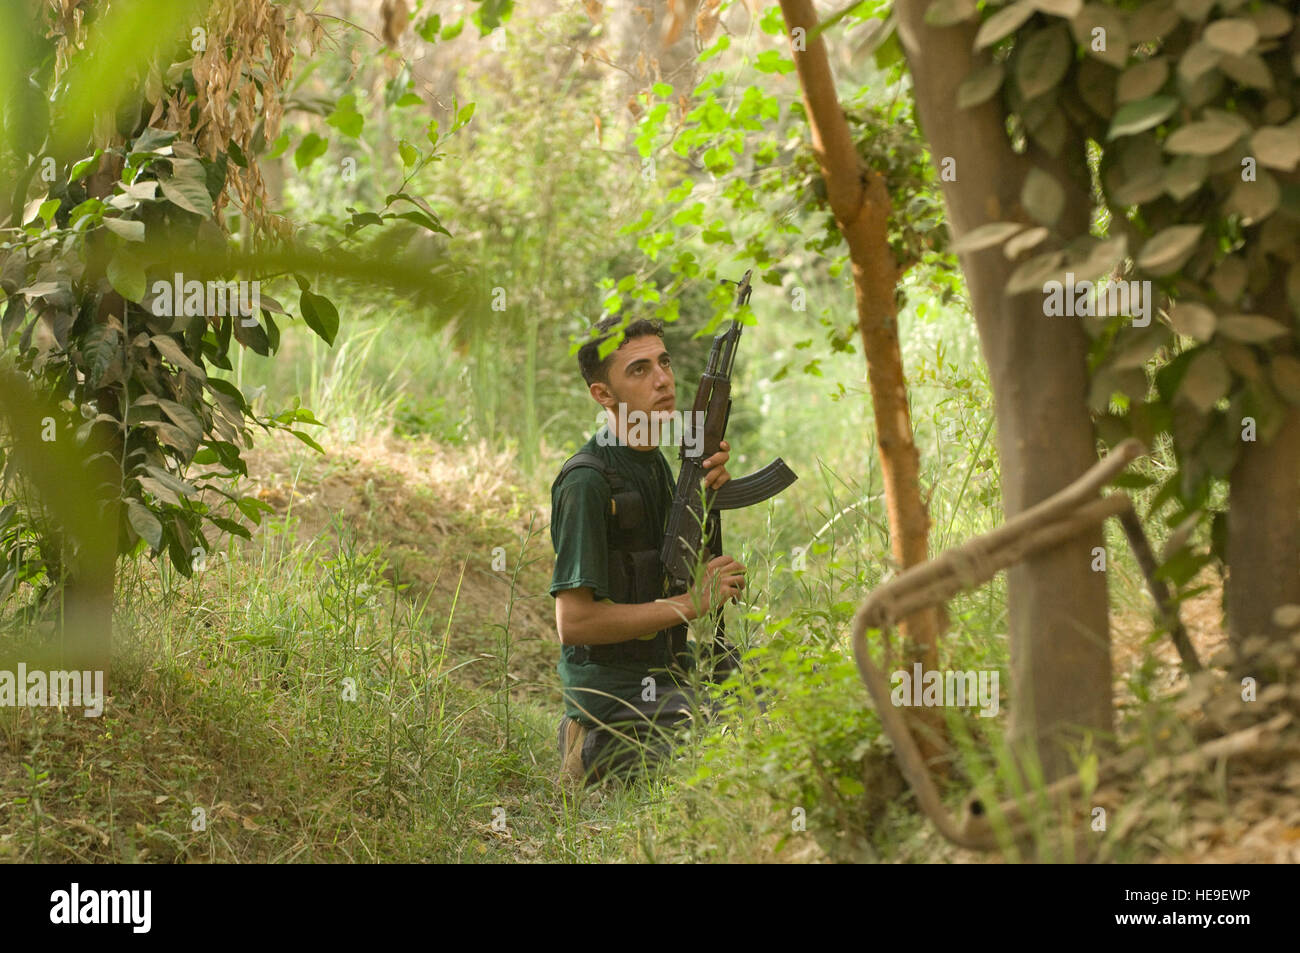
[655,396,674,407]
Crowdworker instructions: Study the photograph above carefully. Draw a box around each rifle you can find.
[660,269,798,679]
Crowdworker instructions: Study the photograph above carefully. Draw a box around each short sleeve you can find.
[549,469,612,601]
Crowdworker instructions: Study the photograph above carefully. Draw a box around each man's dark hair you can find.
[578,314,665,386]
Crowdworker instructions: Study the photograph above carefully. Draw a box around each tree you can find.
[776,0,946,756]
[0,0,470,676]
[894,0,1300,777]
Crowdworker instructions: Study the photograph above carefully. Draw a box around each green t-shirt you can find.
[550,426,693,727]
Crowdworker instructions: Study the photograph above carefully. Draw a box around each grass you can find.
[0,282,1234,864]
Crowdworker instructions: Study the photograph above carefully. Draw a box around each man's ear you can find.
[590,380,618,411]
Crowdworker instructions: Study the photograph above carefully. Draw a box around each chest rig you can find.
[554,452,688,669]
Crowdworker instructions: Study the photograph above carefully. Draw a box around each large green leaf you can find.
[1250,126,1300,171]
[107,252,146,301]
[1203,18,1258,56]
[950,221,1025,254]
[1016,24,1072,100]
[957,62,1005,109]
[298,283,340,346]
[1137,224,1204,275]
[1225,174,1280,225]
[1021,167,1066,226]
[1168,301,1216,341]
[1178,349,1230,413]
[1216,314,1290,343]
[126,500,164,550]
[160,157,213,217]
[151,334,206,380]
[1116,58,1168,103]
[1164,116,1245,155]
[974,0,1035,49]
[1106,96,1178,140]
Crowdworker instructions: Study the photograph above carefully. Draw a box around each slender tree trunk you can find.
[895,0,1112,782]
[1226,268,1300,648]
[778,0,945,757]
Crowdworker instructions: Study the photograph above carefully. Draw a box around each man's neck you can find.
[604,405,659,452]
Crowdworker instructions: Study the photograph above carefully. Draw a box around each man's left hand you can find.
[702,440,731,490]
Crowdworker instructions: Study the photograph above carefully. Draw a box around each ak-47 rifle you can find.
[660,269,798,679]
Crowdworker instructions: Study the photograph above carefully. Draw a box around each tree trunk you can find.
[778,0,945,758]
[1225,269,1300,648]
[895,1,1112,782]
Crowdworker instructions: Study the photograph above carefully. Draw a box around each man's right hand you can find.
[688,554,746,615]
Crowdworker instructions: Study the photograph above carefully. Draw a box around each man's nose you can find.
[653,364,673,388]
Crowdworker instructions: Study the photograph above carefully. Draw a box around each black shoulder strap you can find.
[555,451,624,493]
[555,451,647,538]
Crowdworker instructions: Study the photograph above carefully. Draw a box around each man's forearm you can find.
[561,594,700,646]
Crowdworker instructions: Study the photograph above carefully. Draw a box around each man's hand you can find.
[686,553,746,616]
[702,439,732,490]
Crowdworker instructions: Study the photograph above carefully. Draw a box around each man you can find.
[551,314,746,785]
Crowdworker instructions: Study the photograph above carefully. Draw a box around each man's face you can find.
[592,334,675,417]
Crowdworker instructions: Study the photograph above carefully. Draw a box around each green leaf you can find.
[1164,116,1244,156]
[103,217,145,242]
[70,149,104,181]
[1021,168,1066,226]
[299,287,340,346]
[160,157,213,216]
[1178,349,1230,413]
[143,464,197,499]
[326,102,364,140]
[1106,96,1178,140]
[294,133,329,171]
[950,221,1025,254]
[289,429,326,454]
[1004,226,1050,258]
[1271,355,1300,406]
[755,50,795,74]
[441,18,465,41]
[1203,18,1258,56]
[1006,250,1066,295]
[107,253,146,301]
[1116,58,1169,104]
[396,92,424,108]
[1168,301,1216,341]
[957,62,1005,109]
[416,14,441,43]
[1225,173,1280,225]
[151,334,206,380]
[1031,0,1082,16]
[1070,3,1128,68]
[207,515,252,540]
[1137,224,1204,276]
[974,0,1035,50]
[1250,126,1300,171]
[924,0,977,28]
[1216,314,1290,343]
[652,82,673,97]
[127,501,163,550]
[398,139,419,167]
[456,102,476,128]
[1016,24,1072,100]
[1163,155,1208,201]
